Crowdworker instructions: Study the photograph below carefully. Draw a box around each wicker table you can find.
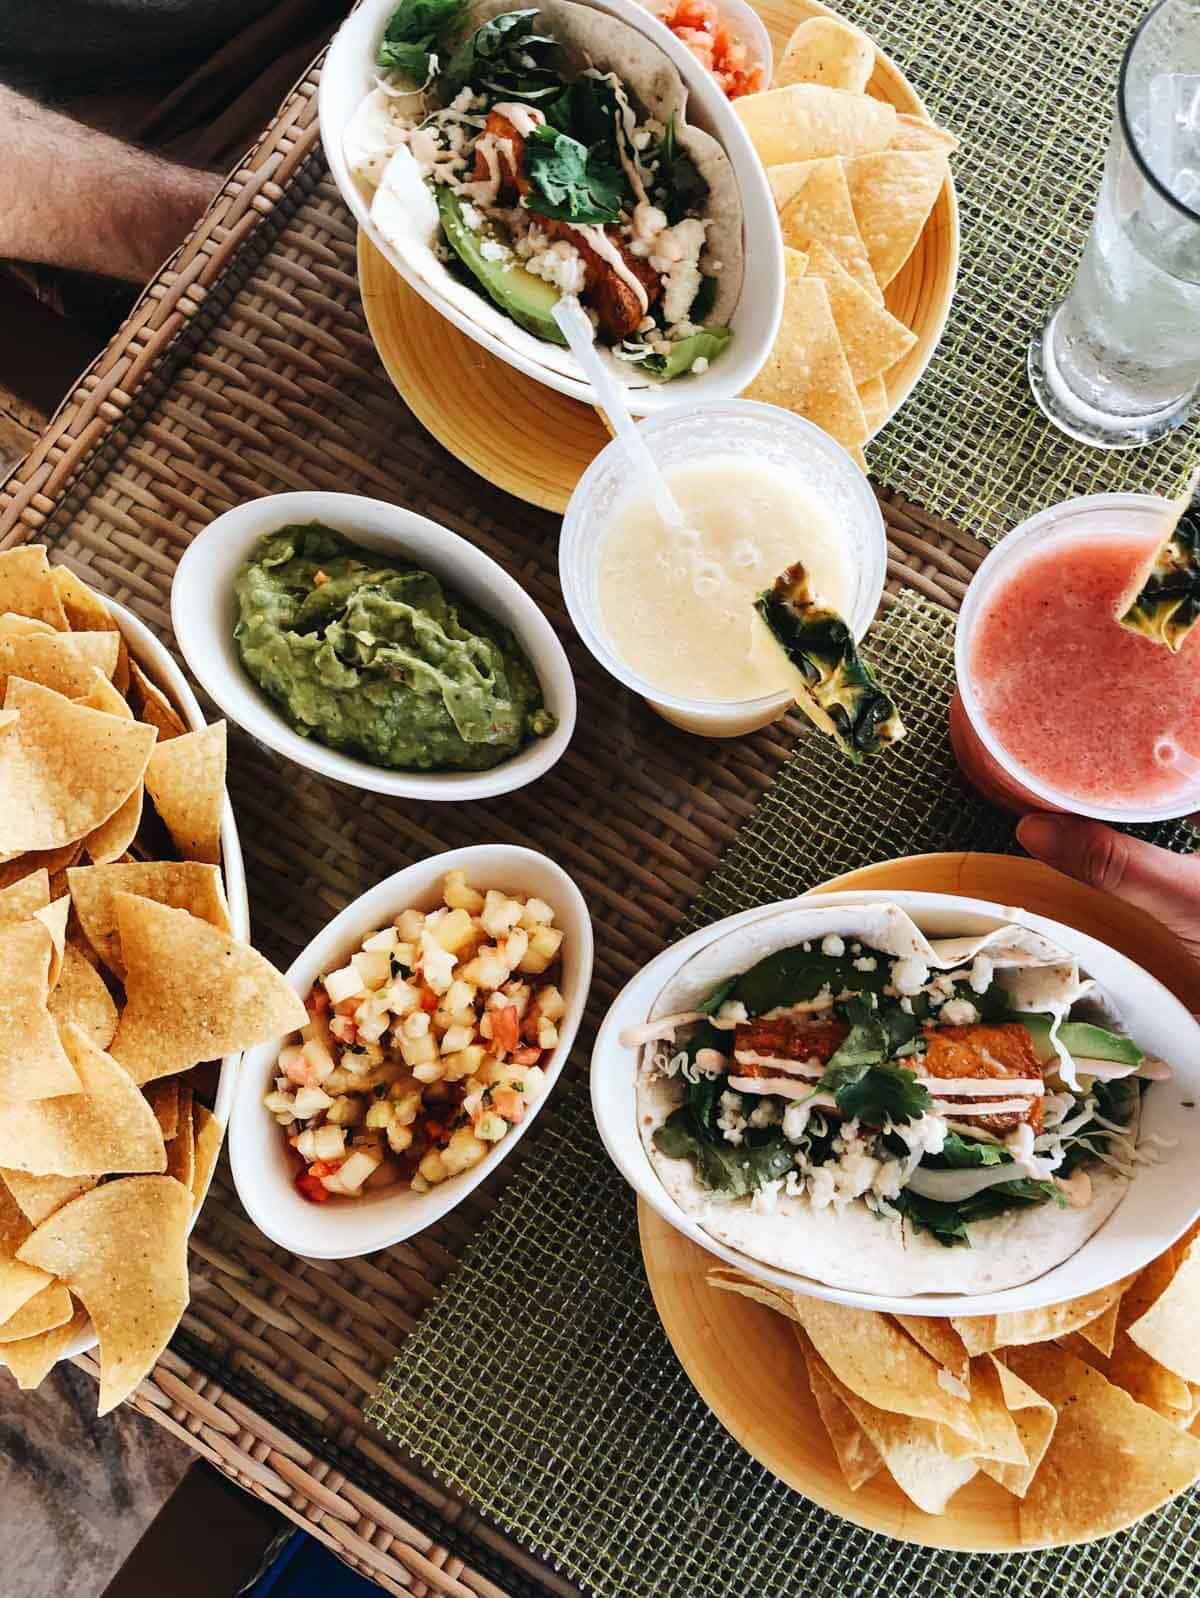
[0,50,984,1598]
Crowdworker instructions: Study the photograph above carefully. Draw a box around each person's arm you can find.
[0,85,221,282]
[1017,813,1200,968]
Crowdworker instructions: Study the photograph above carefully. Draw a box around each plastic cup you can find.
[953,491,1197,823]
[559,400,887,738]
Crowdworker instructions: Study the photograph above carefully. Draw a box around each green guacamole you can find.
[234,524,555,772]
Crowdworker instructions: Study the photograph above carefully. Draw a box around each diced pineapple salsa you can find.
[264,872,565,1202]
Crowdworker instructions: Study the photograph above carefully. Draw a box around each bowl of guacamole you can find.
[172,492,576,801]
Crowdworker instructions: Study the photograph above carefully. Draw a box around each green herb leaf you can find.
[653,1106,794,1198]
[731,942,890,1015]
[377,0,469,82]
[897,1178,1065,1248]
[544,77,621,148]
[933,1132,1011,1169]
[657,115,709,225]
[524,124,625,223]
[441,10,562,104]
[696,975,738,1016]
[829,1063,931,1126]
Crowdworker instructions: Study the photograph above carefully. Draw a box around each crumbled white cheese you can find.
[969,954,994,995]
[716,1090,747,1146]
[523,239,586,295]
[894,1112,947,1162]
[690,356,709,375]
[891,956,930,996]
[873,1158,904,1200]
[653,217,707,326]
[479,239,508,262]
[852,955,878,972]
[750,1178,783,1214]
[928,972,956,1002]
[899,996,914,1015]
[783,1099,817,1142]
[714,999,749,1028]
[460,201,483,230]
[808,1165,837,1208]
[940,997,980,1026]
[821,933,846,958]
[747,1099,782,1130]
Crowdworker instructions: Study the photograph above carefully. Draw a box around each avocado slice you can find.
[435,186,566,346]
[1015,1013,1143,1068]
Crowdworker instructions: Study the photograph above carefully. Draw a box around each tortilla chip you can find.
[49,944,117,1056]
[843,149,949,288]
[83,782,144,866]
[857,375,889,433]
[801,1333,883,1489]
[892,112,958,154]
[744,263,868,449]
[805,1337,978,1513]
[0,1279,72,1343]
[805,239,916,383]
[0,868,49,920]
[0,1170,96,1227]
[67,860,231,978]
[165,1084,195,1190]
[953,1276,1132,1356]
[190,1104,223,1210]
[0,632,120,700]
[1123,1241,1200,1385]
[0,548,69,631]
[0,920,81,1101]
[145,1080,180,1140]
[895,1314,970,1386]
[1007,1343,1200,1542]
[144,723,225,865]
[126,658,187,741]
[0,614,55,640]
[50,566,118,634]
[0,843,82,893]
[1077,1298,1120,1359]
[736,84,896,167]
[0,1299,88,1388]
[770,158,880,299]
[0,1179,55,1325]
[0,679,156,852]
[17,1174,192,1414]
[110,893,307,1084]
[787,1294,981,1445]
[774,15,874,92]
[77,668,133,720]
[976,1353,1057,1499]
[34,895,69,989]
[0,1023,166,1177]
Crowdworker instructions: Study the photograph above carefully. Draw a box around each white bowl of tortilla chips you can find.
[593,889,1200,1318]
[0,547,308,1413]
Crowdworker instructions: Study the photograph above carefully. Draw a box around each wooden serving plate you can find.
[638,851,1200,1551]
[357,0,959,512]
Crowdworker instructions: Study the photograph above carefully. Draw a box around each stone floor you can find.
[0,1364,193,1598]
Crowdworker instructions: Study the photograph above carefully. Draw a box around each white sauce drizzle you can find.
[568,224,649,313]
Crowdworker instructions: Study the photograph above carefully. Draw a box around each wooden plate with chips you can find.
[640,852,1200,1550]
[358,0,958,512]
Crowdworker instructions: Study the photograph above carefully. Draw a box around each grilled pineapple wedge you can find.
[1118,467,1200,652]
[755,561,905,763]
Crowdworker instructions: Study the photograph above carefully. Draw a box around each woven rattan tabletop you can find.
[0,15,1109,1598]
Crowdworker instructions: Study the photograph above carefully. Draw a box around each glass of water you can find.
[1029,0,1200,449]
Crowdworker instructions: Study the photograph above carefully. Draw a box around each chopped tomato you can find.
[659,0,763,97]
[329,1015,357,1044]
[306,987,330,1015]
[491,1005,521,1054]
[295,1172,329,1204]
[419,987,439,1013]
[333,997,360,1016]
[309,1158,344,1178]
[512,1046,542,1066]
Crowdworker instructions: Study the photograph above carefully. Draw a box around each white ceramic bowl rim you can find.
[170,491,576,803]
[591,886,1200,1317]
[231,844,594,1259]
[559,399,888,717]
[955,492,1188,825]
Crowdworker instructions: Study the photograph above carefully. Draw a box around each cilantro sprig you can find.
[524,124,626,224]
[376,0,469,85]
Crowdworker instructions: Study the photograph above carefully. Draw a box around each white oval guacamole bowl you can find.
[171,491,576,802]
[231,844,593,1258]
[592,888,1200,1318]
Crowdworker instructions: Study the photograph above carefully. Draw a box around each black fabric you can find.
[0,0,281,98]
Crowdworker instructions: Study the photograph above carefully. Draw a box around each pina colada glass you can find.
[1029,0,1200,448]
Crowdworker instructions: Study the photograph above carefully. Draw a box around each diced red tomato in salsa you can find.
[659,0,764,98]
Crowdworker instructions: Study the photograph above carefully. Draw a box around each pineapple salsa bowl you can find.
[264,869,568,1201]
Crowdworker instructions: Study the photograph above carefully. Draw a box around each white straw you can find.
[553,296,688,536]
[1154,736,1200,789]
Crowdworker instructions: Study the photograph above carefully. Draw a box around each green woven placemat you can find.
[846,0,1199,537]
[367,594,1200,1597]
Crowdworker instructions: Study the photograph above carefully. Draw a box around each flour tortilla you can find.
[637,901,1137,1297]
[352,0,745,392]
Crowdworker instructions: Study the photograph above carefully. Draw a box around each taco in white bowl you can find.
[632,901,1171,1296]
[324,0,781,408]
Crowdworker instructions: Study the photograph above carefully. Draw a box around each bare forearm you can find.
[0,85,221,281]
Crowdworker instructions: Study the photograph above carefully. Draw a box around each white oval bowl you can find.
[231,844,593,1259]
[319,0,784,415]
[171,492,576,802]
[592,888,1200,1317]
[61,594,249,1362]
